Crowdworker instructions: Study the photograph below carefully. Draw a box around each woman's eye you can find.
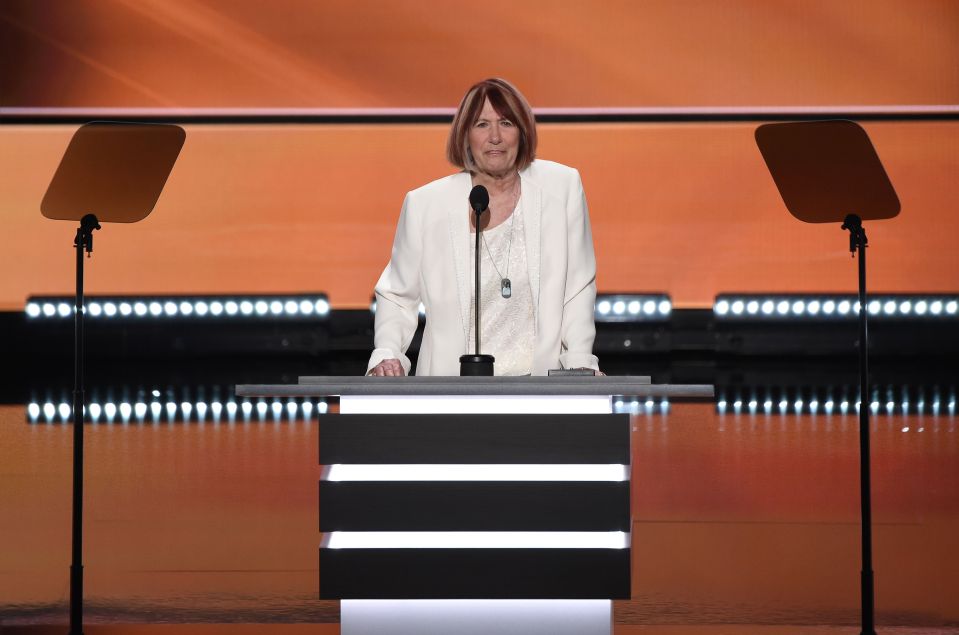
[501,120,513,126]
[475,121,489,128]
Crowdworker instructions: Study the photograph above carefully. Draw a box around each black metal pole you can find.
[842,213,876,635]
[474,214,481,356]
[459,211,494,376]
[857,224,876,635]
[70,213,99,635]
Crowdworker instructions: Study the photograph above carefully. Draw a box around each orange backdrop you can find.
[1,1,958,310]
[1,121,957,310]
[1,0,958,108]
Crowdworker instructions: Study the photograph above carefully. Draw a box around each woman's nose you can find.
[489,124,502,143]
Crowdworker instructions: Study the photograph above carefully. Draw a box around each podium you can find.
[237,376,712,635]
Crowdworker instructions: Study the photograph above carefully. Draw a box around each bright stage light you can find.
[325,464,629,482]
[324,531,629,550]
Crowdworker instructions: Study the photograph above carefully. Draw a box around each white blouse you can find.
[467,198,535,376]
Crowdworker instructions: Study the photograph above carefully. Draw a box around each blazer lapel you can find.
[447,172,473,345]
[520,171,542,324]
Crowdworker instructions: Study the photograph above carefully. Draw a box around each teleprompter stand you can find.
[756,120,900,635]
[41,121,185,634]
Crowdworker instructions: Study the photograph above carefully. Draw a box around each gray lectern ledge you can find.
[236,376,712,635]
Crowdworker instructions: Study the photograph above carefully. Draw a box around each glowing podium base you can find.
[341,599,611,635]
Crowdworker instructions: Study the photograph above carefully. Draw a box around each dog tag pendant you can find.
[501,278,512,298]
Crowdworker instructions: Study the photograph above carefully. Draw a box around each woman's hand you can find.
[368,359,406,377]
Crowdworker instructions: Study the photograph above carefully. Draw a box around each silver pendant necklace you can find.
[482,202,517,299]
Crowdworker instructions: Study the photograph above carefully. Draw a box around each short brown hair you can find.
[446,78,537,172]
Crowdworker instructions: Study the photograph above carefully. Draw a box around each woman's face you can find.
[468,98,520,177]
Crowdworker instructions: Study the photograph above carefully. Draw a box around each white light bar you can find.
[713,294,959,320]
[595,294,671,322]
[340,395,612,415]
[613,398,670,414]
[26,399,327,423]
[715,386,957,417]
[25,294,330,319]
[323,464,628,482]
[323,531,629,550]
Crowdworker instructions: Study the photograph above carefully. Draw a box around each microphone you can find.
[469,185,489,214]
[460,185,494,376]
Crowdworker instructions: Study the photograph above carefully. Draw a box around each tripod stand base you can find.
[460,354,494,376]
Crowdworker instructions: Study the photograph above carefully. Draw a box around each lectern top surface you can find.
[235,376,713,399]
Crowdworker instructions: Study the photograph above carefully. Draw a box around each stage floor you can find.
[1,403,956,632]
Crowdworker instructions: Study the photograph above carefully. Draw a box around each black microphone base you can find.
[459,354,495,376]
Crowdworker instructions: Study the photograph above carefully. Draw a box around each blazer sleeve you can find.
[558,170,600,370]
[367,193,422,375]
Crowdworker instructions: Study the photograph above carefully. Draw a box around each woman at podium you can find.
[367,78,600,377]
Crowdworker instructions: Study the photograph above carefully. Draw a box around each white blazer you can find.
[367,159,599,376]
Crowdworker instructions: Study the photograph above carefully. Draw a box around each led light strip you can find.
[613,398,670,414]
[716,397,956,417]
[323,531,629,550]
[714,295,959,319]
[25,295,330,319]
[323,464,629,482]
[595,294,671,322]
[26,400,327,423]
